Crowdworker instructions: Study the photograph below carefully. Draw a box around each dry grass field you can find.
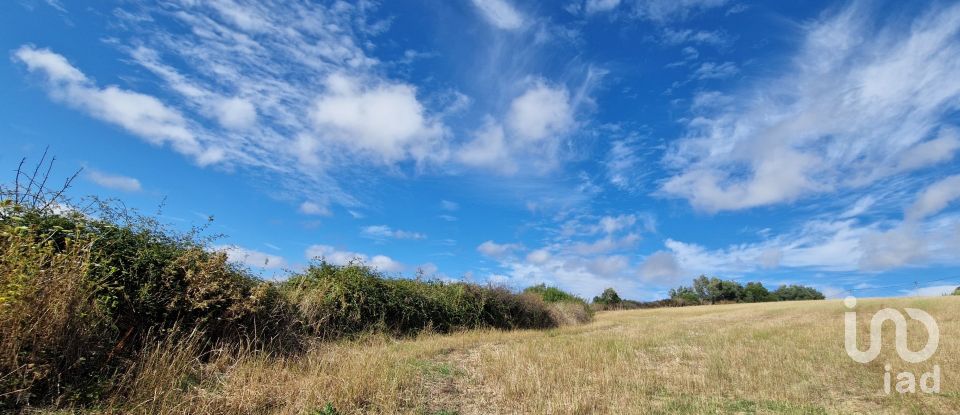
[75,296,960,415]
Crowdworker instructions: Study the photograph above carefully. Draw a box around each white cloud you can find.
[840,195,876,219]
[470,0,524,30]
[311,73,446,164]
[299,201,330,216]
[477,240,521,258]
[456,79,581,175]
[660,28,731,47]
[906,175,960,220]
[215,244,287,269]
[629,0,729,22]
[507,81,574,142]
[639,251,681,281]
[598,214,637,234]
[584,0,621,14]
[361,225,426,240]
[526,248,551,264]
[692,61,738,80]
[215,97,257,129]
[456,120,516,173]
[661,3,960,212]
[305,244,403,272]
[13,45,219,164]
[858,225,929,271]
[86,170,142,192]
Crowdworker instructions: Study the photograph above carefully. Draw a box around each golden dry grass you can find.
[85,297,960,414]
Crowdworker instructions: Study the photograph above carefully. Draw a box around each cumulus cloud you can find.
[470,0,525,30]
[86,170,142,192]
[506,81,574,142]
[305,244,403,272]
[456,120,515,173]
[661,3,960,212]
[311,73,445,164]
[215,244,287,269]
[457,80,575,174]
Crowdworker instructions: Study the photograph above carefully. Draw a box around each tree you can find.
[714,279,744,303]
[773,285,825,301]
[593,288,622,306]
[669,286,700,305]
[742,282,773,303]
[692,275,711,303]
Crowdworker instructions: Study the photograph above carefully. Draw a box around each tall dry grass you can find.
[0,226,110,407]
[33,297,957,414]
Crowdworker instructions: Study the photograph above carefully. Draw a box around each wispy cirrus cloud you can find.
[470,0,525,30]
[361,225,426,241]
[661,2,960,212]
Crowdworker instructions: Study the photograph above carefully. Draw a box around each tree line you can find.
[669,275,825,305]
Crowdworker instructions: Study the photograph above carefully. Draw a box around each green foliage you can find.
[592,288,622,306]
[523,284,582,303]
[668,286,701,305]
[0,157,584,410]
[952,286,960,295]
[309,403,340,415]
[772,285,825,301]
[743,282,774,303]
[284,263,557,337]
[670,277,823,305]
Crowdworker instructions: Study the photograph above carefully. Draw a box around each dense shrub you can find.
[0,205,293,408]
[283,262,557,337]
[0,201,576,409]
[522,284,592,323]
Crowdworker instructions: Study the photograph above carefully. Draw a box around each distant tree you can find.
[593,288,622,306]
[669,286,700,305]
[953,286,960,296]
[773,285,825,301]
[714,279,744,303]
[742,282,773,303]
[692,275,712,303]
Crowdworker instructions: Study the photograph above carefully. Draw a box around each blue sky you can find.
[3,0,960,300]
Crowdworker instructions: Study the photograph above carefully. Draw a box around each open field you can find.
[73,296,960,414]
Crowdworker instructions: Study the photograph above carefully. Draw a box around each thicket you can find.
[522,284,593,325]
[0,156,580,410]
